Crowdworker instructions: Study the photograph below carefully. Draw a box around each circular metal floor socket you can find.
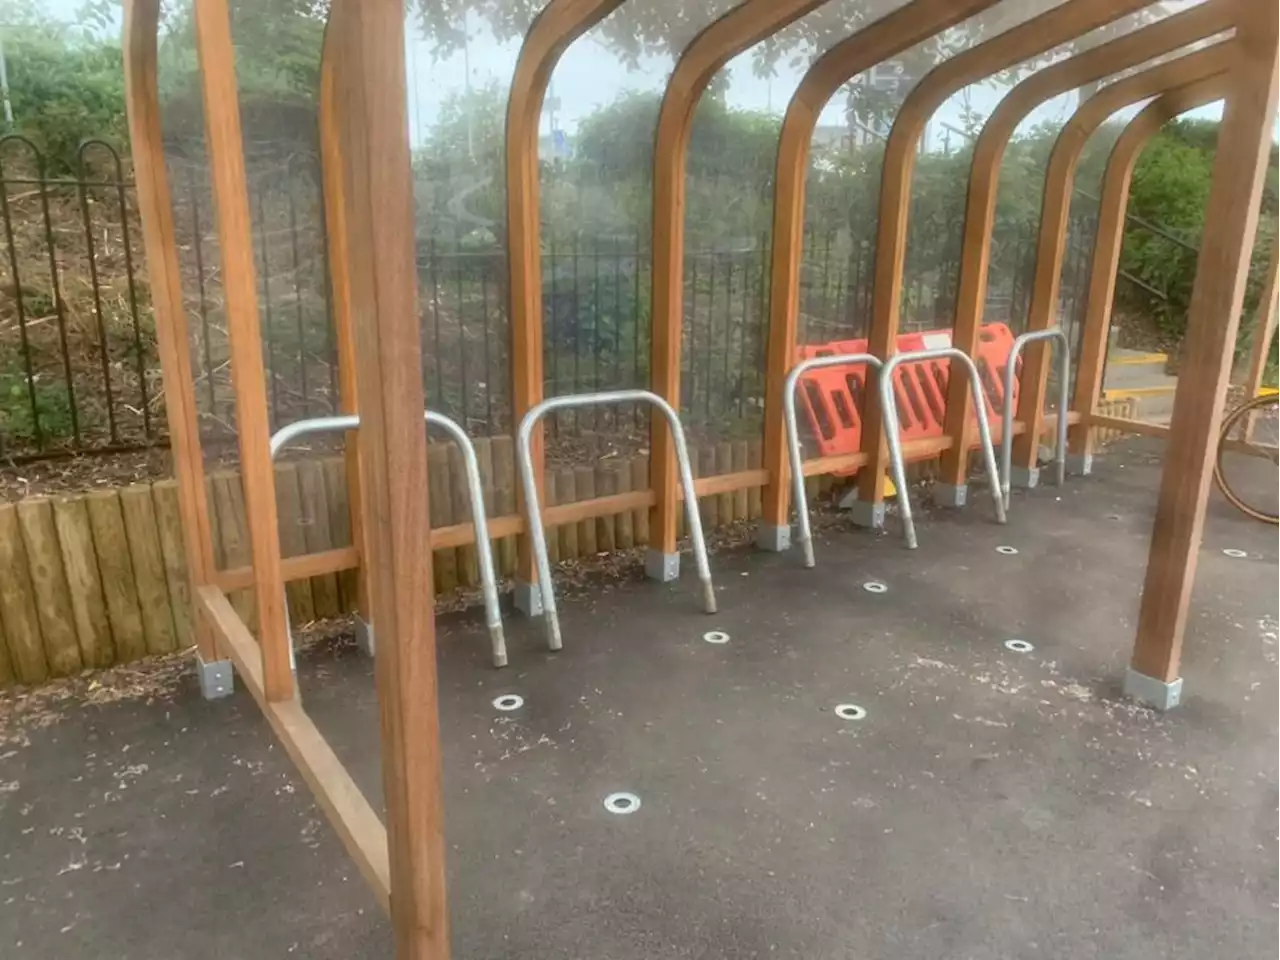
[834,703,867,721]
[1004,639,1035,654]
[703,630,730,645]
[603,792,641,815]
[1222,548,1248,559]
[995,545,1019,556]
[862,581,888,594]
[492,694,524,712]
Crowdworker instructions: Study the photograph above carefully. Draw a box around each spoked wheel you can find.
[1214,392,1279,524]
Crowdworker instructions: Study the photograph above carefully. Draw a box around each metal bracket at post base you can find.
[354,616,375,658]
[1123,667,1183,711]
[196,656,234,700]
[644,549,680,582]
[933,483,967,508]
[755,524,792,553]
[1066,452,1093,477]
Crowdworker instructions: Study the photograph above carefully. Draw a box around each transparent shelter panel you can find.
[406,2,554,581]
[533,0,745,546]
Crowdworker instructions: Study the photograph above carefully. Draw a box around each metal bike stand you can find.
[779,352,883,568]
[515,389,716,652]
[269,410,509,669]
[878,348,1007,549]
[1000,327,1071,510]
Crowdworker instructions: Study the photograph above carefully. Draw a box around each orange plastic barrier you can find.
[795,323,1019,470]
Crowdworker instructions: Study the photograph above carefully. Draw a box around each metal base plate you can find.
[514,580,544,617]
[1066,453,1093,477]
[645,549,680,582]
[1009,465,1040,490]
[1123,667,1183,711]
[933,483,967,508]
[756,524,792,552]
[354,616,375,658]
[843,497,886,529]
[196,657,234,701]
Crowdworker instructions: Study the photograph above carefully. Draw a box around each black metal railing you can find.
[0,137,1110,463]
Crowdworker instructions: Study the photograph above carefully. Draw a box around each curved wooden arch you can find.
[756,0,999,535]
[647,0,831,558]
[849,0,1162,512]
[1010,40,1235,469]
[318,3,373,624]
[928,0,1234,490]
[1068,75,1229,462]
[190,0,292,700]
[1130,3,1277,699]
[505,0,627,588]
[122,0,220,662]
[328,0,448,944]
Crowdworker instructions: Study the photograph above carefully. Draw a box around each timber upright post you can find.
[122,0,228,697]
[1125,0,1278,710]
[505,0,624,616]
[193,0,293,703]
[337,0,451,954]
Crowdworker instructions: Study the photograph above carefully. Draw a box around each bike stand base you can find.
[196,656,234,701]
[645,549,680,582]
[756,524,792,552]
[1123,667,1183,711]
[354,616,375,657]
[1066,453,1093,477]
[514,580,544,617]
[934,483,967,508]
[841,495,886,529]
[1009,465,1040,490]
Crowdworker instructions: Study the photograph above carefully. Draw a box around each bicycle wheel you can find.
[1214,392,1279,524]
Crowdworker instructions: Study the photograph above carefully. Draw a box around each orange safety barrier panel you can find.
[796,323,1019,470]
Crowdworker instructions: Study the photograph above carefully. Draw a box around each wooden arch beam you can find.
[505,0,626,593]
[1011,39,1236,472]
[331,0,451,950]
[1068,74,1230,464]
[191,0,292,700]
[121,0,220,663]
[918,0,1233,493]
[1242,236,1279,400]
[318,4,372,625]
[756,0,999,540]
[840,0,1162,514]
[647,0,830,561]
[1129,0,1277,707]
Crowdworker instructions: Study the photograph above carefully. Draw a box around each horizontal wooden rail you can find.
[215,545,361,592]
[195,585,390,913]
[211,414,1088,589]
[1087,413,1277,459]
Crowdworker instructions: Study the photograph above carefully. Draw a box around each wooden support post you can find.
[193,0,292,702]
[121,0,220,666]
[906,0,1233,495]
[319,5,370,631]
[1128,1,1277,709]
[505,0,623,605]
[1068,77,1229,466]
[1011,42,1234,477]
[648,0,827,562]
[758,0,997,538]
[849,0,1162,512]
[335,0,450,952]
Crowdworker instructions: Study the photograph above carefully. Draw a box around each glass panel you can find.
[538,0,746,478]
